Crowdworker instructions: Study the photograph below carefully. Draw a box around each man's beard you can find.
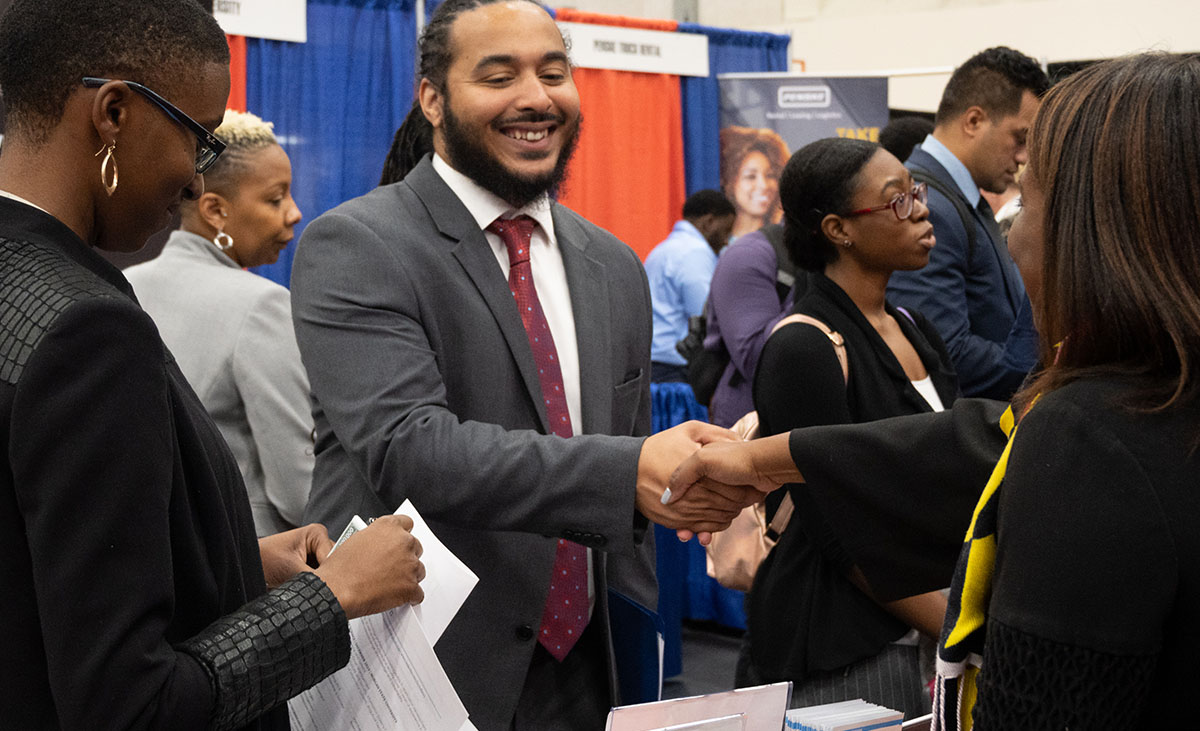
[441,99,581,209]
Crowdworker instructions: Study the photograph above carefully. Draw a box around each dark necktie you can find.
[976,197,1004,245]
[487,215,587,662]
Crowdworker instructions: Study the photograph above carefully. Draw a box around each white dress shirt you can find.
[432,154,583,436]
[431,154,595,613]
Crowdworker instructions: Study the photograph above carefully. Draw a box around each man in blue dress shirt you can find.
[645,190,736,382]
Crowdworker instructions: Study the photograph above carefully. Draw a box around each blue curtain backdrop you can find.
[245,0,418,286]
[678,25,790,196]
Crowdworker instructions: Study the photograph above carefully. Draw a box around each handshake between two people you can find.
[634,421,803,544]
[254,421,807,621]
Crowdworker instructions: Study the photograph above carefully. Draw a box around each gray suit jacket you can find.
[290,157,656,728]
[125,230,314,536]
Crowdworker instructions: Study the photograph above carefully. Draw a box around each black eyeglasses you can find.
[82,77,226,174]
[844,182,928,222]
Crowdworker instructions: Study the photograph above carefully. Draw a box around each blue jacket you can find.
[888,146,1037,399]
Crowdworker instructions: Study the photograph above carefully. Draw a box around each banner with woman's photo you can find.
[717,75,888,238]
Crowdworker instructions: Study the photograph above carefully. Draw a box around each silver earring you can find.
[95,142,118,196]
[842,239,853,248]
[213,229,234,251]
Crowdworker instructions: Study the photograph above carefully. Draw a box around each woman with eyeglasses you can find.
[0,1,424,728]
[736,138,957,717]
[125,110,310,539]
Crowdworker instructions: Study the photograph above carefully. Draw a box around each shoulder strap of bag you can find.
[741,313,849,540]
[770,313,848,383]
[909,165,977,260]
[764,491,793,542]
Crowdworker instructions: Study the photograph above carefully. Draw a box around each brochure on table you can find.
[606,681,791,731]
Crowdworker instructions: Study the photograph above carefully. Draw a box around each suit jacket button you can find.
[516,624,534,641]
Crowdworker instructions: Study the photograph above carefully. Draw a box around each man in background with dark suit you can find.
[289,1,755,728]
[888,47,1050,399]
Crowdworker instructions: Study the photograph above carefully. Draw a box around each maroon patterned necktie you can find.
[487,215,588,662]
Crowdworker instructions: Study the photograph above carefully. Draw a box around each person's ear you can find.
[820,213,851,248]
[693,213,715,237]
[89,80,133,147]
[196,191,229,232]
[962,105,989,139]
[418,78,445,130]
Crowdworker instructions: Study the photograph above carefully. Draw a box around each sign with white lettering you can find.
[214,0,306,44]
[559,23,709,77]
[777,85,832,109]
[721,75,888,145]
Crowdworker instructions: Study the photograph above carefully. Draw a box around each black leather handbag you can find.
[675,312,727,407]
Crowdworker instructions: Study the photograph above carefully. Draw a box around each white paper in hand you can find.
[288,504,480,731]
[289,606,468,731]
[393,499,479,644]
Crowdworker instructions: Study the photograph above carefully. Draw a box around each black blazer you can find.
[0,196,357,730]
[0,199,281,728]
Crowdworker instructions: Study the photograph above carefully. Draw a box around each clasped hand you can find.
[635,421,763,544]
[259,517,426,619]
[635,425,802,543]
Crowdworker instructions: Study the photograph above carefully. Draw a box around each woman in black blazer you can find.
[0,1,423,727]
[740,138,956,717]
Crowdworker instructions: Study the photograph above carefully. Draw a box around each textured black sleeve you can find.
[179,572,350,730]
[972,618,1156,730]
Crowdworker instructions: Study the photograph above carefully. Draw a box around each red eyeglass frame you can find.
[844,182,928,221]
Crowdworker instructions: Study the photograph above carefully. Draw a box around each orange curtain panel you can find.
[554,8,678,31]
[558,68,686,262]
[225,35,247,112]
[554,9,686,261]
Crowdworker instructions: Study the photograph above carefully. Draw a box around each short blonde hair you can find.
[197,109,281,196]
[214,109,277,148]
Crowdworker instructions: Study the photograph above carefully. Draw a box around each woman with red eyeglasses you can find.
[736,138,957,718]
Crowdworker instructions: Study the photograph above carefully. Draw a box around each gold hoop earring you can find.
[213,229,234,252]
[95,142,118,196]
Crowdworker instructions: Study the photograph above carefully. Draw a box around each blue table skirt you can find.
[649,382,747,678]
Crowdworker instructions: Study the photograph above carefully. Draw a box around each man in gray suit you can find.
[290,0,754,728]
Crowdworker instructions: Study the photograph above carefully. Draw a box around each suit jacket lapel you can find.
[406,159,552,432]
[553,205,611,436]
[972,201,1024,313]
[911,150,1024,315]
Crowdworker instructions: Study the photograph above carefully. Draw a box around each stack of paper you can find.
[784,699,902,731]
[289,500,480,731]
